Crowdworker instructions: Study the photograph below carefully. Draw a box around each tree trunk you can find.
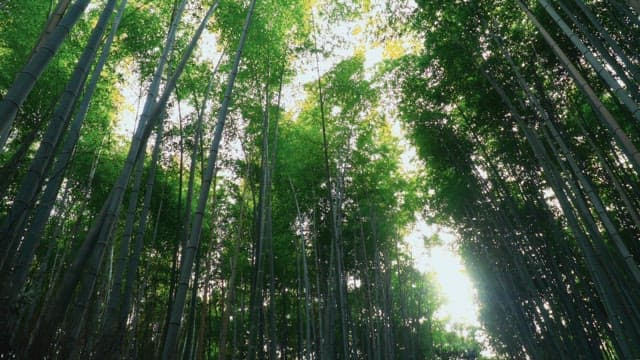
[0,0,91,147]
[557,0,639,100]
[0,0,119,272]
[572,0,640,85]
[24,0,188,354]
[161,1,255,357]
[0,125,40,199]
[1,0,126,329]
[518,0,640,181]
[495,35,640,285]
[218,186,248,360]
[483,68,640,358]
[537,0,640,120]
[576,119,640,230]
[247,78,270,360]
[30,0,73,59]
[290,178,313,360]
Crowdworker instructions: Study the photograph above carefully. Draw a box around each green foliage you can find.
[0,0,501,358]
[395,0,640,358]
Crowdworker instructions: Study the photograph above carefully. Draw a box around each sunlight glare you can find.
[404,220,480,328]
[430,246,479,327]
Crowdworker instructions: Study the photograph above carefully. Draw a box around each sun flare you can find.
[404,221,480,328]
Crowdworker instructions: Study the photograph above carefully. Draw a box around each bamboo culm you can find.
[161,0,256,357]
[0,0,119,273]
[0,0,92,147]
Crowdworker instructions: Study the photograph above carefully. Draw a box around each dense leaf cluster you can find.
[396,0,640,358]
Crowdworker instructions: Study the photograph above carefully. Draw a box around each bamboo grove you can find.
[1,0,639,359]
[0,0,477,358]
[395,0,640,358]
